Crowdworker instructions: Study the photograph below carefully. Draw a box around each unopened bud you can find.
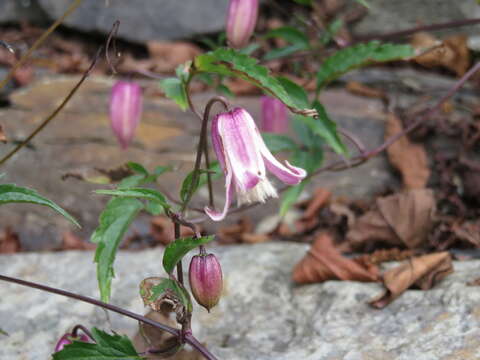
[189,253,223,311]
[260,96,288,134]
[226,0,259,49]
[109,81,143,149]
[54,333,89,353]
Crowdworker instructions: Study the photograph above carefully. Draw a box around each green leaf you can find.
[159,77,188,111]
[320,18,343,45]
[295,101,347,155]
[92,198,143,302]
[263,44,306,61]
[95,188,170,209]
[144,201,164,215]
[291,0,312,5]
[162,235,215,274]
[140,277,193,313]
[126,162,148,176]
[118,175,145,189]
[280,182,306,217]
[216,83,234,97]
[0,184,79,227]
[180,162,222,203]
[262,133,298,153]
[264,26,309,49]
[316,41,414,90]
[194,48,313,115]
[53,327,143,360]
[276,76,309,108]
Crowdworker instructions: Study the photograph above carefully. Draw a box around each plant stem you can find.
[174,222,184,286]
[0,274,218,360]
[0,47,102,167]
[0,0,84,91]
[71,324,94,342]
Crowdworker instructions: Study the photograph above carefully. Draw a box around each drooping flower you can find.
[226,0,259,49]
[260,96,289,134]
[189,252,223,312]
[109,81,143,149]
[54,333,89,353]
[205,107,307,221]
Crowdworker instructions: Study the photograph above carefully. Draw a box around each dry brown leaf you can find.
[347,189,435,250]
[357,248,416,266]
[370,252,453,308]
[217,217,253,244]
[61,231,96,251]
[147,41,201,73]
[346,81,386,99]
[301,188,331,219]
[241,233,271,244]
[411,32,470,76]
[292,233,379,284]
[451,220,480,247]
[0,227,20,253]
[386,112,430,189]
[0,125,6,143]
[150,216,195,246]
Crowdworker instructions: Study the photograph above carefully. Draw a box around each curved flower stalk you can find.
[109,81,143,149]
[261,96,289,134]
[226,0,259,49]
[205,108,307,221]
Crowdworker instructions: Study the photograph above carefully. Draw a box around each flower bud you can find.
[226,0,259,49]
[54,333,89,353]
[189,253,223,311]
[109,81,143,149]
[260,96,288,134]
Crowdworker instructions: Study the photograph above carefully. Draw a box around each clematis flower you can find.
[109,80,143,149]
[54,333,89,353]
[260,96,289,134]
[205,107,307,221]
[189,252,223,312]
[226,0,259,49]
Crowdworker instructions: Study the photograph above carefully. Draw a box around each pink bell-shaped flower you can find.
[226,0,259,49]
[205,107,307,221]
[109,80,143,149]
[260,96,289,134]
[189,252,223,312]
[54,333,89,353]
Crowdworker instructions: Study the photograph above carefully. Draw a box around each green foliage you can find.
[118,164,171,189]
[276,76,309,107]
[320,18,343,45]
[262,133,298,153]
[280,182,306,217]
[162,235,215,274]
[194,48,311,113]
[316,41,413,90]
[0,184,79,227]
[140,277,193,313]
[159,77,188,111]
[295,101,347,155]
[92,197,143,302]
[53,328,143,360]
[264,26,310,61]
[180,162,222,203]
[95,188,170,210]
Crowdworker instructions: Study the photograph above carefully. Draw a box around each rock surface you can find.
[353,0,480,37]
[1,0,229,43]
[1,242,480,359]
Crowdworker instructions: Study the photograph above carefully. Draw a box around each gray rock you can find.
[37,0,229,43]
[0,0,48,24]
[1,243,480,359]
[353,0,480,37]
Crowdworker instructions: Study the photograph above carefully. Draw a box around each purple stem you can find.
[0,274,219,360]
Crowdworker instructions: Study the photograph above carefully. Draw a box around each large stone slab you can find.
[0,242,480,359]
[38,0,230,43]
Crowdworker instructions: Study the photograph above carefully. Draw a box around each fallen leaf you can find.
[451,220,480,247]
[370,252,453,308]
[292,233,379,284]
[60,231,96,250]
[241,233,270,244]
[346,189,436,250]
[0,227,20,253]
[147,41,202,73]
[150,216,195,246]
[346,81,386,99]
[0,125,6,143]
[411,32,470,76]
[217,217,253,244]
[356,248,416,266]
[385,112,430,189]
[301,188,331,220]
